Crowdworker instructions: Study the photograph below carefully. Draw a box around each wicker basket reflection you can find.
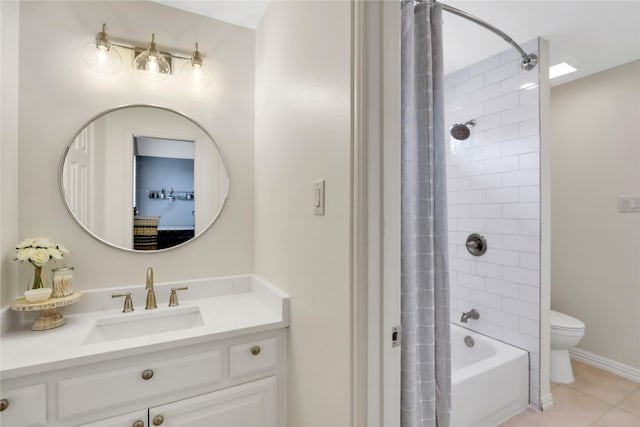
[133,216,160,250]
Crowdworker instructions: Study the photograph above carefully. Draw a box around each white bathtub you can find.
[451,324,529,427]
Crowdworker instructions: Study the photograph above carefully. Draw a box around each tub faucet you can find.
[461,308,479,323]
[145,267,157,310]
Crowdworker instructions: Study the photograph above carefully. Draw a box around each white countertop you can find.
[0,275,289,380]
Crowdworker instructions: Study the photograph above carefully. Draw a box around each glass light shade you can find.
[134,34,171,82]
[82,42,123,75]
[181,44,212,88]
[134,52,171,82]
[181,61,213,87]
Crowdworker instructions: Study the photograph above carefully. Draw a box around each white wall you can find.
[0,0,20,305]
[15,1,255,291]
[551,60,640,370]
[445,39,545,407]
[254,1,353,425]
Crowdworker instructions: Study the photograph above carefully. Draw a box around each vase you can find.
[32,266,44,289]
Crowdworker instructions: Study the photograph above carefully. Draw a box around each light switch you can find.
[314,180,325,216]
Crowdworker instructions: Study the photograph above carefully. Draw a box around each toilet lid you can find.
[550,310,585,330]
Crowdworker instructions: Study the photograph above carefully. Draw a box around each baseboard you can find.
[539,392,554,412]
[570,348,640,383]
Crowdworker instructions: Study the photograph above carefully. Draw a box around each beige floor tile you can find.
[499,408,547,426]
[500,363,640,427]
[592,407,640,427]
[523,385,612,427]
[618,388,640,418]
[572,361,638,388]
[567,361,640,405]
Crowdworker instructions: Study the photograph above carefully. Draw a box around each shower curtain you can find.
[400,1,451,426]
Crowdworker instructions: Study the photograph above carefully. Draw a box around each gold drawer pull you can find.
[250,345,261,356]
[141,369,154,380]
[0,399,8,412]
[132,420,145,427]
[153,414,165,426]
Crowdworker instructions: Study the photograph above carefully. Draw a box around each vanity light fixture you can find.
[134,33,171,82]
[81,23,123,75]
[83,23,212,87]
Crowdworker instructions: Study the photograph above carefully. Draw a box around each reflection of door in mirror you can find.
[62,123,95,230]
[133,137,195,250]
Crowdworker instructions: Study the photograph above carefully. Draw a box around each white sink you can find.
[83,306,204,344]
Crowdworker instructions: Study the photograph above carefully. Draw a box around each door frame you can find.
[352,1,402,425]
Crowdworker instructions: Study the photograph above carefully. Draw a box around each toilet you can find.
[550,310,585,383]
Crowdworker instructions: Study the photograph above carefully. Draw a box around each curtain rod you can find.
[417,0,539,71]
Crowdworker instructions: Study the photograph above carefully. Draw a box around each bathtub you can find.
[451,324,529,427]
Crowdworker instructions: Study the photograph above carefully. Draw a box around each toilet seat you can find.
[550,310,585,336]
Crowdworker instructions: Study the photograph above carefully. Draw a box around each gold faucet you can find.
[145,267,157,310]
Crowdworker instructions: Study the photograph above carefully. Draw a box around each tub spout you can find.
[461,308,479,323]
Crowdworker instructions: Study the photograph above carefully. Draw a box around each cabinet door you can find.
[148,377,277,427]
[0,384,46,427]
[77,409,148,427]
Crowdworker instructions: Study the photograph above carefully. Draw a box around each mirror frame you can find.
[59,104,230,252]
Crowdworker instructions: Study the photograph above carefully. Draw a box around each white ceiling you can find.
[443,1,640,85]
[152,0,270,29]
[155,0,640,86]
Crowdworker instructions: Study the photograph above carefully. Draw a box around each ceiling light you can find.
[181,43,213,87]
[549,62,577,79]
[81,23,123,75]
[134,33,171,82]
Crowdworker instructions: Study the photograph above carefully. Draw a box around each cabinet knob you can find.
[250,345,261,356]
[132,420,145,427]
[141,369,154,380]
[0,399,8,412]
[152,415,165,426]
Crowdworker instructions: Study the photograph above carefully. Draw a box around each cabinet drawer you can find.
[229,337,278,379]
[58,350,222,420]
[0,384,47,427]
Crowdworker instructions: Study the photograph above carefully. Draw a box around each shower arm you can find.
[420,1,539,71]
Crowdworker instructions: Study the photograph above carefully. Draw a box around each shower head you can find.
[450,119,476,141]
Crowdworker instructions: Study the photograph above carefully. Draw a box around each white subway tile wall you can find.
[445,39,542,407]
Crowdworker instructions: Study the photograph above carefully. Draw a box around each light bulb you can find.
[97,50,107,65]
[147,58,159,73]
[82,23,122,75]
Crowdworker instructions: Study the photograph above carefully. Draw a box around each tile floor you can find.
[501,360,640,427]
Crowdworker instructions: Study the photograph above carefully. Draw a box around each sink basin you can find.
[84,306,204,344]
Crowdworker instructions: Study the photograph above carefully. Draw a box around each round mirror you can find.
[60,105,229,252]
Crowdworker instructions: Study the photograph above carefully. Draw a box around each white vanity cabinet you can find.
[1,330,286,427]
[1,275,290,427]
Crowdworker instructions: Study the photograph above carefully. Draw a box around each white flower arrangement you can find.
[15,237,69,268]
